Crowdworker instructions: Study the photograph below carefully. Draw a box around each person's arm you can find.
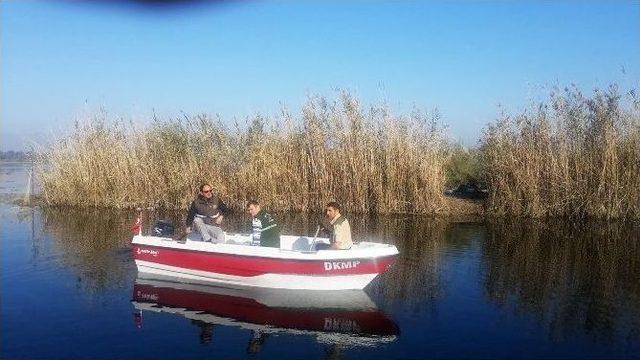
[319,218,332,236]
[214,199,229,225]
[331,220,352,249]
[185,202,196,231]
[218,199,229,216]
[330,222,340,249]
[260,212,278,231]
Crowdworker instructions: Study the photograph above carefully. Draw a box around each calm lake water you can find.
[1,162,639,359]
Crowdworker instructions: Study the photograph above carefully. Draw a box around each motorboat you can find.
[131,227,399,290]
[131,276,399,346]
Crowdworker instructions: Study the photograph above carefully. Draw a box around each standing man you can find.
[246,200,281,248]
[186,184,228,243]
[320,201,352,250]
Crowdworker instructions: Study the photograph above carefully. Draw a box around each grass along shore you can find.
[36,86,640,219]
[37,93,450,214]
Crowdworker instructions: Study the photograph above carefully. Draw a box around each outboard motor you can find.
[153,220,175,237]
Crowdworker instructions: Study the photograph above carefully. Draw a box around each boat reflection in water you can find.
[131,275,399,350]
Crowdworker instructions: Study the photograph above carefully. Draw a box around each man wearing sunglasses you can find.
[186,183,228,243]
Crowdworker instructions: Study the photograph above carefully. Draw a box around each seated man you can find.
[246,200,281,248]
[316,201,352,250]
[186,184,228,243]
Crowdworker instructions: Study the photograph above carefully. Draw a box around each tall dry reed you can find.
[37,93,450,214]
[481,85,640,219]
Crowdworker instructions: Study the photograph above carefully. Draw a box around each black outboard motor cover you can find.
[153,220,175,237]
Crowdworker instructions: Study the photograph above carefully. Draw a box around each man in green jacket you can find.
[246,200,281,248]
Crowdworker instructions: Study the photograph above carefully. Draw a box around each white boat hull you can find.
[132,233,398,290]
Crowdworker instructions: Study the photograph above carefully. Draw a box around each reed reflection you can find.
[40,207,136,292]
[483,220,640,344]
[365,216,448,310]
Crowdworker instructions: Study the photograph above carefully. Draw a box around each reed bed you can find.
[481,85,640,219]
[37,93,450,214]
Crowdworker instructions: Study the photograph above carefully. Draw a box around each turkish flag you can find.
[131,216,142,234]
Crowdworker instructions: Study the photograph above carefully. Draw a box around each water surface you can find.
[1,162,639,359]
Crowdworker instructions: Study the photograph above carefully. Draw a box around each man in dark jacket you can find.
[246,200,280,248]
[186,184,228,243]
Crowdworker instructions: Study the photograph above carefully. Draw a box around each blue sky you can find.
[2,1,639,150]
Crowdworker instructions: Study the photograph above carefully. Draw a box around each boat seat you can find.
[291,236,314,251]
[287,236,330,252]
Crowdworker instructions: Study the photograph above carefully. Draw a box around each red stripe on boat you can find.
[132,245,396,277]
